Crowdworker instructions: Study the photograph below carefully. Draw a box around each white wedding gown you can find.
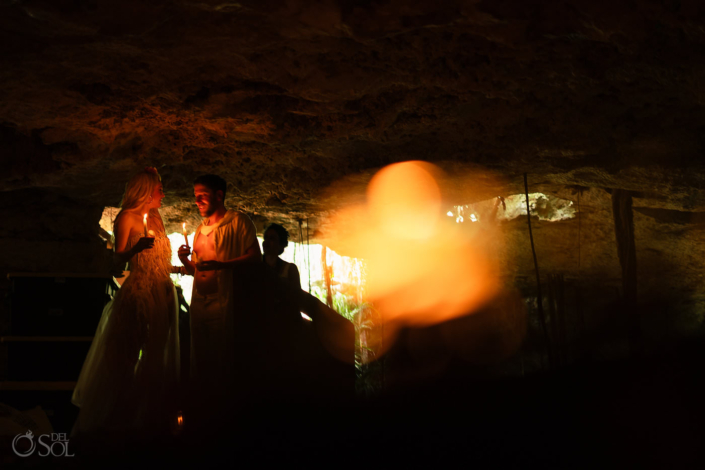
[72,232,180,440]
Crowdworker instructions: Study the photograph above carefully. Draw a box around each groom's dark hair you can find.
[194,174,227,199]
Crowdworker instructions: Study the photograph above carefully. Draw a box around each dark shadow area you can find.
[2,267,705,468]
[32,337,704,469]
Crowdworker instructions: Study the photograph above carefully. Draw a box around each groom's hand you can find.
[178,244,191,261]
[196,260,222,271]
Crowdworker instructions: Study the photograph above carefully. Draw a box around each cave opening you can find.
[448,193,577,224]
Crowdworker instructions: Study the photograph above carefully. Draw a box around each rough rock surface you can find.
[1,1,704,331]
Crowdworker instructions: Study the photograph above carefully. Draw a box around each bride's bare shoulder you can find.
[114,211,141,231]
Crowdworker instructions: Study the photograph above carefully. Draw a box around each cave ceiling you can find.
[1,0,705,238]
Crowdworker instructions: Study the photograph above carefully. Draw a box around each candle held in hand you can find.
[143,213,148,237]
[182,222,189,247]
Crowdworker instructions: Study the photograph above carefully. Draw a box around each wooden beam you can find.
[7,273,112,279]
[0,381,77,391]
[0,337,93,342]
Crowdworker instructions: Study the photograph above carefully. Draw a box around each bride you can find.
[72,167,180,442]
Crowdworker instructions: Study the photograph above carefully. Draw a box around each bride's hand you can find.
[132,237,155,254]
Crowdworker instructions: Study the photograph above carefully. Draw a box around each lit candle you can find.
[182,222,189,247]
[143,213,148,237]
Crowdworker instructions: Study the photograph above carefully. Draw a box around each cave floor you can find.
[4,338,704,469]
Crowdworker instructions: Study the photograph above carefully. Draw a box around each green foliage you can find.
[333,291,365,321]
[354,303,385,396]
[310,285,367,322]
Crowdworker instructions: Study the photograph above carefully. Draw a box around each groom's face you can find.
[194,183,221,217]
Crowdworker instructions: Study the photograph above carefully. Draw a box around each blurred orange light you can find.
[367,161,442,241]
[328,161,501,329]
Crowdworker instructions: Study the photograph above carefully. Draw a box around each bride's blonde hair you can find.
[120,167,161,211]
[115,167,164,232]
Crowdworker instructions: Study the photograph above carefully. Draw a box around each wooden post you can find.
[321,245,333,308]
[547,275,558,365]
[554,274,567,366]
[611,189,640,353]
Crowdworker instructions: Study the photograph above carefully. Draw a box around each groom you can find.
[178,174,260,416]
